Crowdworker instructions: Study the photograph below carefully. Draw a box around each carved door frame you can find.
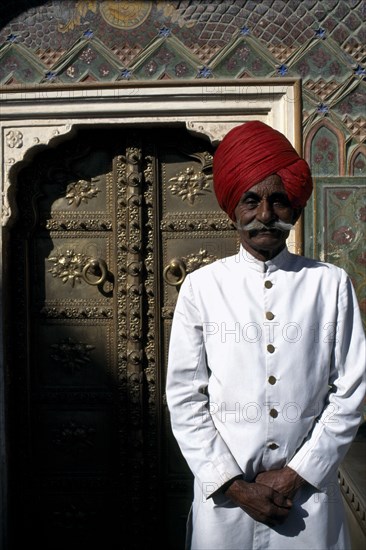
[0,78,302,546]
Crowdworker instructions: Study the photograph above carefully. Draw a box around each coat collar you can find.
[235,245,292,273]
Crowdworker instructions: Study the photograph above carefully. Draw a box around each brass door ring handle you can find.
[81,258,108,286]
[163,258,186,286]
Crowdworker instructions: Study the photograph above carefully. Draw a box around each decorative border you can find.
[338,468,366,534]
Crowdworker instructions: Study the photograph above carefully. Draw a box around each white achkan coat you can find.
[166,246,366,550]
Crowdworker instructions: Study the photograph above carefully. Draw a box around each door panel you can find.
[158,131,239,548]
[6,126,238,550]
[8,131,120,550]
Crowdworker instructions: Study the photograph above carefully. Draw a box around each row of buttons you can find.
[265,278,279,448]
[265,281,275,356]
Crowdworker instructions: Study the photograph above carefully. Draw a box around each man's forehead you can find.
[240,176,289,198]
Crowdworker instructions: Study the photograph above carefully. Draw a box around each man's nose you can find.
[256,198,275,224]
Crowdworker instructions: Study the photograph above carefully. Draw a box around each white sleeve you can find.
[288,271,366,490]
[166,275,243,498]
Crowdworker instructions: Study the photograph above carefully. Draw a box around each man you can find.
[166,121,365,550]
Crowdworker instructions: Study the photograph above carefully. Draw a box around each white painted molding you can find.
[1,124,73,222]
[0,80,301,226]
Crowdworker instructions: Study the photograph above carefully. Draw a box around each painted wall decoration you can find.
[0,0,365,323]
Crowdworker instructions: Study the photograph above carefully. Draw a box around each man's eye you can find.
[273,200,290,208]
[243,200,258,208]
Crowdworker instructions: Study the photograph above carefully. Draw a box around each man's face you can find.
[234,175,302,261]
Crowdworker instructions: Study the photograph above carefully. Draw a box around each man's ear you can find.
[292,207,303,224]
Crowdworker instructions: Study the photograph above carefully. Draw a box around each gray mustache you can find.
[235,220,295,232]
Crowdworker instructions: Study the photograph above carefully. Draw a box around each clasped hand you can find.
[224,466,305,527]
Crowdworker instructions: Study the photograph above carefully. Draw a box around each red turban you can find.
[213,120,313,221]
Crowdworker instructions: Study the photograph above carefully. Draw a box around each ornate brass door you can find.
[6,126,238,550]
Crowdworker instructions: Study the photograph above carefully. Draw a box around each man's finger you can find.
[272,493,293,509]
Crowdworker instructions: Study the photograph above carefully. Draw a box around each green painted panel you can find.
[304,177,366,326]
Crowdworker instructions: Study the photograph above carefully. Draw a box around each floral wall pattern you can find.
[0,0,365,323]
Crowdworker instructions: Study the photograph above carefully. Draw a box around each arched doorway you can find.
[0,81,301,549]
[5,125,240,549]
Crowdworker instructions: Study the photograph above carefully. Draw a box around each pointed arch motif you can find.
[349,144,366,176]
[305,119,345,176]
